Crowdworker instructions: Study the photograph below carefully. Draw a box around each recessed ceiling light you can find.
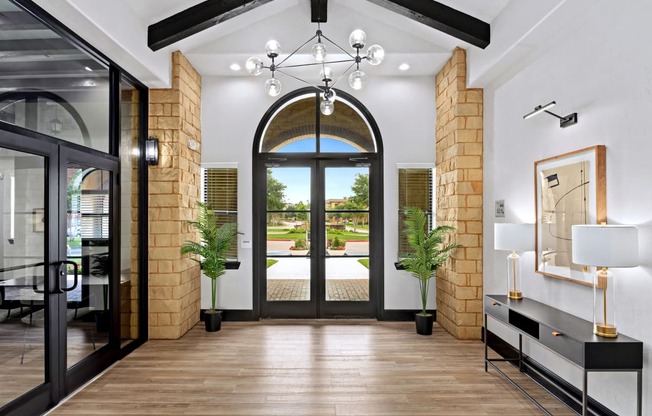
[398,63,410,71]
[84,66,93,72]
[230,63,242,71]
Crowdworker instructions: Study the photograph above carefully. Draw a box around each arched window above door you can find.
[259,91,377,153]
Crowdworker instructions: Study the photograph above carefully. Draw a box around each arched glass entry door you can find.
[254,89,383,318]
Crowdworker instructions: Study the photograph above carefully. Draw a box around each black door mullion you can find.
[260,159,318,318]
[319,158,376,318]
[313,161,322,316]
[60,146,120,393]
[0,126,60,415]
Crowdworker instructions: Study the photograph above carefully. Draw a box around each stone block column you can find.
[148,51,202,339]
[434,48,483,340]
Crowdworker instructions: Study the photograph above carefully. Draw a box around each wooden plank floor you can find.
[49,321,574,415]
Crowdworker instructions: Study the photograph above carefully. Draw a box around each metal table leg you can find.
[484,313,488,372]
[637,369,642,416]
[582,370,588,416]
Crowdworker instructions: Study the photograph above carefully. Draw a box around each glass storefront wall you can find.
[0,0,147,413]
[0,0,110,152]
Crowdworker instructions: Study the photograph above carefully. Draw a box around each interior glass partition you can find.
[0,0,148,413]
[0,148,46,407]
[0,1,110,152]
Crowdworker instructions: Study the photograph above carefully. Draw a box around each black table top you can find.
[486,294,642,345]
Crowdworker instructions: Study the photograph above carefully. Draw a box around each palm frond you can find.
[180,202,238,311]
[400,206,462,314]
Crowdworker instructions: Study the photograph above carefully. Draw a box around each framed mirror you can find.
[534,145,606,286]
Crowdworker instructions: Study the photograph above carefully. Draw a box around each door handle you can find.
[30,262,46,294]
[52,261,78,293]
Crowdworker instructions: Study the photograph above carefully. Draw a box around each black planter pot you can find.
[415,313,433,335]
[204,310,223,332]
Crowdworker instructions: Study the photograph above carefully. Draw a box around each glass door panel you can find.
[66,165,111,368]
[265,167,312,302]
[0,147,47,406]
[324,167,370,302]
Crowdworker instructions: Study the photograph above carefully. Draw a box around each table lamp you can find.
[571,224,638,338]
[494,223,535,300]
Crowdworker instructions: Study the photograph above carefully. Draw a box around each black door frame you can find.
[0,124,125,415]
[252,88,384,319]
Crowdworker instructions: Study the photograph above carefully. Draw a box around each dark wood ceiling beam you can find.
[148,0,275,51]
[311,0,327,23]
[365,0,490,49]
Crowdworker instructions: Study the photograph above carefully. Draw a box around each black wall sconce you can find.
[145,137,159,165]
[523,101,578,128]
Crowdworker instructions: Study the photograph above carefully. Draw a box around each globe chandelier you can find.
[245,19,384,116]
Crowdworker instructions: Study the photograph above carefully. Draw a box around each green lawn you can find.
[267,231,369,241]
[266,259,278,268]
[357,259,369,269]
[67,237,81,248]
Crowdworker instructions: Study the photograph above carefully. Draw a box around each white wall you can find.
[201,75,437,311]
[482,0,652,413]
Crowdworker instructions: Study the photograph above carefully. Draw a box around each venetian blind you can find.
[398,168,433,257]
[203,168,238,259]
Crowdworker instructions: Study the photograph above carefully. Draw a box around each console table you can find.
[484,294,643,416]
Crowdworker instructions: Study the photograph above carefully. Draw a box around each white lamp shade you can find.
[571,225,638,267]
[494,223,534,252]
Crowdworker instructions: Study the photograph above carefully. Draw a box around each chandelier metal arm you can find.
[329,61,357,89]
[246,20,384,114]
[276,58,357,70]
[276,69,328,92]
[319,33,357,60]
[276,33,319,67]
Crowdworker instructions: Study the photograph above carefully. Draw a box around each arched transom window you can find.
[259,92,377,153]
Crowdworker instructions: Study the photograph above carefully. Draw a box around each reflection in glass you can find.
[0,148,46,405]
[66,166,110,368]
[0,0,110,152]
[119,79,140,346]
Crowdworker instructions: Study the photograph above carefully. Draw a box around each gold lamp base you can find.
[594,323,618,338]
[508,290,522,300]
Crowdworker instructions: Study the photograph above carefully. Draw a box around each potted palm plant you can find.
[400,207,460,335]
[181,202,237,332]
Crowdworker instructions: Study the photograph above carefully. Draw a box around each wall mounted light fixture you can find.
[145,137,159,165]
[523,101,578,128]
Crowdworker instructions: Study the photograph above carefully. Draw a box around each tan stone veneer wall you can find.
[434,48,483,340]
[148,51,202,339]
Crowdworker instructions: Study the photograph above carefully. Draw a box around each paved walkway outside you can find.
[266,257,369,301]
[267,257,368,280]
[267,279,369,301]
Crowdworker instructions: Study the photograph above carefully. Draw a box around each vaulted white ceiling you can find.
[33,0,572,88]
[129,0,511,77]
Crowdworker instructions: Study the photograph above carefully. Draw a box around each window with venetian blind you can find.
[203,167,238,260]
[398,167,434,257]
